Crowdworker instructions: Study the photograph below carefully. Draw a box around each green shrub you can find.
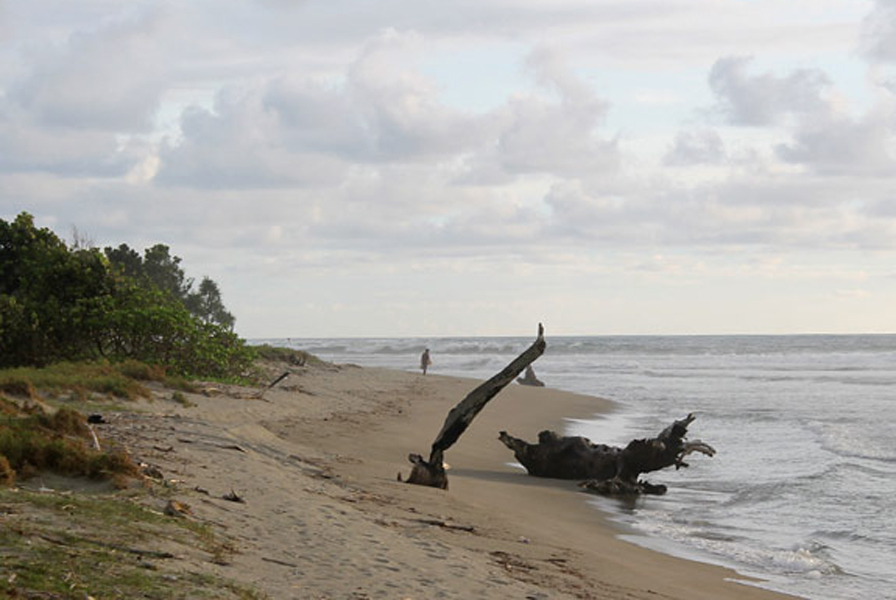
[1,212,256,380]
[0,363,149,401]
[0,409,138,485]
[116,359,167,381]
[254,344,321,366]
[0,376,36,400]
[0,455,14,485]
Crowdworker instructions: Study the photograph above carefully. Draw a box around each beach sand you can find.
[102,362,797,599]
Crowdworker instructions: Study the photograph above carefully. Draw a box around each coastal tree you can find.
[184,277,235,329]
[1,212,254,378]
[105,243,235,329]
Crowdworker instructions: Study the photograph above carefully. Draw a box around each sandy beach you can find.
[97,361,797,599]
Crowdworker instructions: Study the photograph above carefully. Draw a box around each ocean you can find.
[255,334,896,600]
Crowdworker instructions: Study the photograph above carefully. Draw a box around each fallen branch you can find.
[222,489,246,503]
[500,413,716,496]
[216,443,247,453]
[401,324,547,490]
[257,371,290,401]
[262,556,299,568]
[413,518,476,532]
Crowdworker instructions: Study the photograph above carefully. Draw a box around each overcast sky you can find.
[2,0,895,338]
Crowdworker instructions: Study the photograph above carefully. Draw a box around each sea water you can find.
[256,335,896,600]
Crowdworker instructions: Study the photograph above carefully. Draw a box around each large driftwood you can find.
[499,413,716,496]
[401,324,547,489]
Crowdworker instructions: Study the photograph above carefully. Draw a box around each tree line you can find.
[0,212,255,379]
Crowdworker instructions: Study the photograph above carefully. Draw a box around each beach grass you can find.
[0,361,151,401]
[0,486,264,599]
[0,406,139,485]
[252,344,324,367]
[0,360,199,402]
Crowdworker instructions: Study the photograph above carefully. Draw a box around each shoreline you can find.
[93,362,797,599]
[358,369,794,599]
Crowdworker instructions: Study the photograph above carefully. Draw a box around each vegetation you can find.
[0,361,157,402]
[0,487,265,599]
[0,404,138,486]
[0,215,288,597]
[253,343,323,367]
[0,212,256,379]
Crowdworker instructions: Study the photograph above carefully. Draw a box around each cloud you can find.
[663,128,727,166]
[541,162,896,252]
[7,9,168,131]
[4,0,896,337]
[155,31,493,188]
[708,56,832,126]
[155,98,351,189]
[861,0,896,62]
[0,99,144,176]
[703,55,896,178]
[775,103,896,176]
[157,40,619,189]
[458,48,619,182]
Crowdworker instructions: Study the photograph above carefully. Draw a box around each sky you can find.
[2,0,896,338]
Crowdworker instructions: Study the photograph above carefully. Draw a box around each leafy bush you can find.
[0,212,256,380]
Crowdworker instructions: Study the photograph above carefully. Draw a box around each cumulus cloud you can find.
[663,128,727,166]
[0,7,167,176]
[708,56,831,126]
[703,55,896,178]
[775,104,896,176]
[155,96,351,189]
[861,0,896,62]
[0,100,143,176]
[459,48,619,182]
[8,9,168,131]
[4,0,896,336]
[155,31,492,188]
[157,40,619,189]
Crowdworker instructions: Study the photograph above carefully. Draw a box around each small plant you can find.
[0,362,150,401]
[253,344,322,366]
[172,391,195,407]
[0,407,139,485]
[0,395,21,415]
[0,455,14,485]
[116,359,167,381]
[0,487,265,599]
[0,377,37,400]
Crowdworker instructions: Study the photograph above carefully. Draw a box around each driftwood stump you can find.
[499,413,716,496]
[400,324,547,490]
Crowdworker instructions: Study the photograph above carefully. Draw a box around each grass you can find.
[0,359,273,598]
[0,406,139,485]
[0,360,199,403]
[252,344,324,367]
[0,487,265,599]
[0,361,151,402]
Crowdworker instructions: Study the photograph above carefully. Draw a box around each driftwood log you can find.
[499,413,716,496]
[401,324,547,489]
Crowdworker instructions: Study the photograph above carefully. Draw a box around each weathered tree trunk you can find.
[499,413,716,496]
[401,324,547,490]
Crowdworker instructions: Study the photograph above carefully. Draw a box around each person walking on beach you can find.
[420,348,432,375]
